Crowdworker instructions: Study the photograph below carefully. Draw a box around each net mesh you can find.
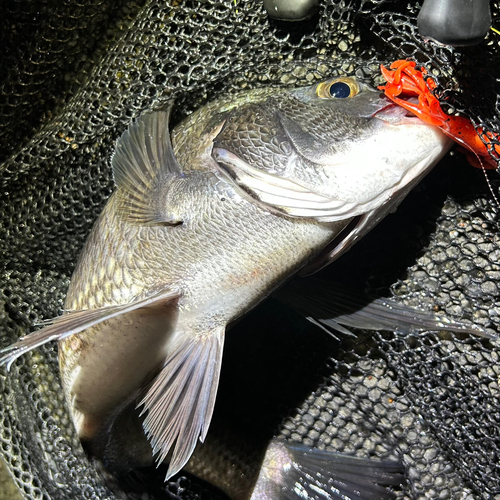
[0,0,499,498]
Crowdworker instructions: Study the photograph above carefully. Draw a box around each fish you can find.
[379,59,500,169]
[185,434,405,500]
[0,74,452,488]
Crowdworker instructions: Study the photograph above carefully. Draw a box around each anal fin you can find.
[139,325,225,479]
[277,279,494,339]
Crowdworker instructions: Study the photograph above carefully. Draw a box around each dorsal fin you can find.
[112,103,184,225]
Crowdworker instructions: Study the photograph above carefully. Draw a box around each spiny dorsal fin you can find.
[112,103,184,225]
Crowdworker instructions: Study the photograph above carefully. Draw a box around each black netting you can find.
[0,1,499,499]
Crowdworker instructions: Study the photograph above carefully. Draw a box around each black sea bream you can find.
[0,76,451,484]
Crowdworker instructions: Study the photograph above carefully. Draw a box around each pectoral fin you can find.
[112,103,185,225]
[300,177,428,275]
[139,325,225,479]
[299,212,378,275]
[0,288,179,370]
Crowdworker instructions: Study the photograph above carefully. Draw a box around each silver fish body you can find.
[0,76,451,481]
[60,150,344,440]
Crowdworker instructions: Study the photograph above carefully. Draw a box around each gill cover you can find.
[212,76,394,221]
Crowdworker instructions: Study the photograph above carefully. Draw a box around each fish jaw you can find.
[321,112,453,215]
[290,100,455,208]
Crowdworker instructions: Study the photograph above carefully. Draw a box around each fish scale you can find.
[58,104,349,479]
[0,75,452,495]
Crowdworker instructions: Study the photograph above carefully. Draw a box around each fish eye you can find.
[316,77,360,99]
[328,82,351,98]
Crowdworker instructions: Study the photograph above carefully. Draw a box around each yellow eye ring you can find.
[316,77,360,99]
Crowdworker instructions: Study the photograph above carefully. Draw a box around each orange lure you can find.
[379,60,500,170]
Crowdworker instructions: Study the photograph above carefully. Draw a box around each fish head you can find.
[213,75,453,221]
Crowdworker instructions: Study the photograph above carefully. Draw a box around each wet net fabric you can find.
[0,0,499,499]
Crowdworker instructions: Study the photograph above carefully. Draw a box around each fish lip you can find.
[373,98,423,125]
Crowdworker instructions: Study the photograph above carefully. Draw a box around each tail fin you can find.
[251,440,403,500]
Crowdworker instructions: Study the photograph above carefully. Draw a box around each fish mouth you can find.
[373,98,422,125]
